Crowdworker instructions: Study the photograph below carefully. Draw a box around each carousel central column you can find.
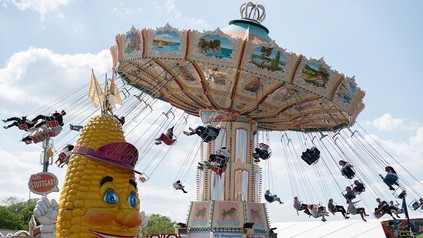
[199,110,260,202]
[184,110,270,238]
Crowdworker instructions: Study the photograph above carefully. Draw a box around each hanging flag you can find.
[88,69,104,108]
[108,78,123,109]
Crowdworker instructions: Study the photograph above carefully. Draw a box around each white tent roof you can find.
[273,219,385,238]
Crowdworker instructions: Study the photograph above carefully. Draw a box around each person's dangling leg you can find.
[4,121,19,129]
[357,209,367,222]
[3,117,20,123]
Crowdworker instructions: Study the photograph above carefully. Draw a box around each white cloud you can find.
[0,48,113,205]
[5,0,70,21]
[363,113,421,131]
[0,48,111,112]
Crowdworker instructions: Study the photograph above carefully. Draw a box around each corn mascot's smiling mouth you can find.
[91,231,138,238]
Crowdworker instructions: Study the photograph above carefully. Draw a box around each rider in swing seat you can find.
[32,110,66,128]
[155,126,177,145]
[21,130,47,144]
[293,196,312,216]
[309,204,329,222]
[379,166,399,191]
[339,160,355,179]
[184,124,221,143]
[55,144,74,168]
[173,180,188,193]
[347,199,369,222]
[199,147,229,173]
[352,180,365,194]
[264,190,283,204]
[343,186,356,202]
[301,147,320,165]
[253,143,271,162]
[328,198,349,219]
[3,116,36,130]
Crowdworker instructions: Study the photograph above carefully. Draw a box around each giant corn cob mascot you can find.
[56,113,143,237]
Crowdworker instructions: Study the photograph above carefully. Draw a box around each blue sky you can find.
[1,0,423,235]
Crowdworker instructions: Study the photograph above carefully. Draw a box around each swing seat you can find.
[215,156,228,165]
[342,190,356,201]
[58,152,68,161]
[200,127,220,143]
[353,183,365,194]
[213,165,227,175]
[158,133,176,145]
[139,174,149,183]
[31,132,46,144]
[43,128,56,138]
[301,151,319,165]
[202,134,217,143]
[45,119,59,128]
[342,166,356,179]
[258,149,271,160]
[310,147,320,158]
[55,152,69,167]
[31,134,42,143]
[374,211,384,219]
[393,187,407,199]
[18,123,29,130]
[409,200,420,210]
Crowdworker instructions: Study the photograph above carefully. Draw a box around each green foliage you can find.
[270,51,281,71]
[0,196,38,230]
[142,213,176,238]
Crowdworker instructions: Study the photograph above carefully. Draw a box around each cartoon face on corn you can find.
[56,114,143,237]
[85,175,141,237]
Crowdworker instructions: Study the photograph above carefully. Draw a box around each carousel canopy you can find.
[112,2,365,132]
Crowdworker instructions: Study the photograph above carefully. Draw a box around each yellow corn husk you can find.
[56,114,141,237]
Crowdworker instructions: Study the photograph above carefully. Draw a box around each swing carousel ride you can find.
[4,1,423,238]
[108,1,422,237]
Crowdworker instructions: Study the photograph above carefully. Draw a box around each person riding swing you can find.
[184,124,221,143]
[32,110,66,128]
[379,166,399,191]
[264,190,283,204]
[339,160,355,179]
[253,143,271,162]
[3,116,36,131]
[155,126,177,145]
[301,147,320,165]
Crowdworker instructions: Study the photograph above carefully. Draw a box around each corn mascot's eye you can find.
[104,190,119,204]
[128,192,137,207]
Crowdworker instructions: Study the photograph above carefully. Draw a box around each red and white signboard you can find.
[28,172,59,195]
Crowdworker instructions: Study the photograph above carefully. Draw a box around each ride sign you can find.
[28,172,59,195]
